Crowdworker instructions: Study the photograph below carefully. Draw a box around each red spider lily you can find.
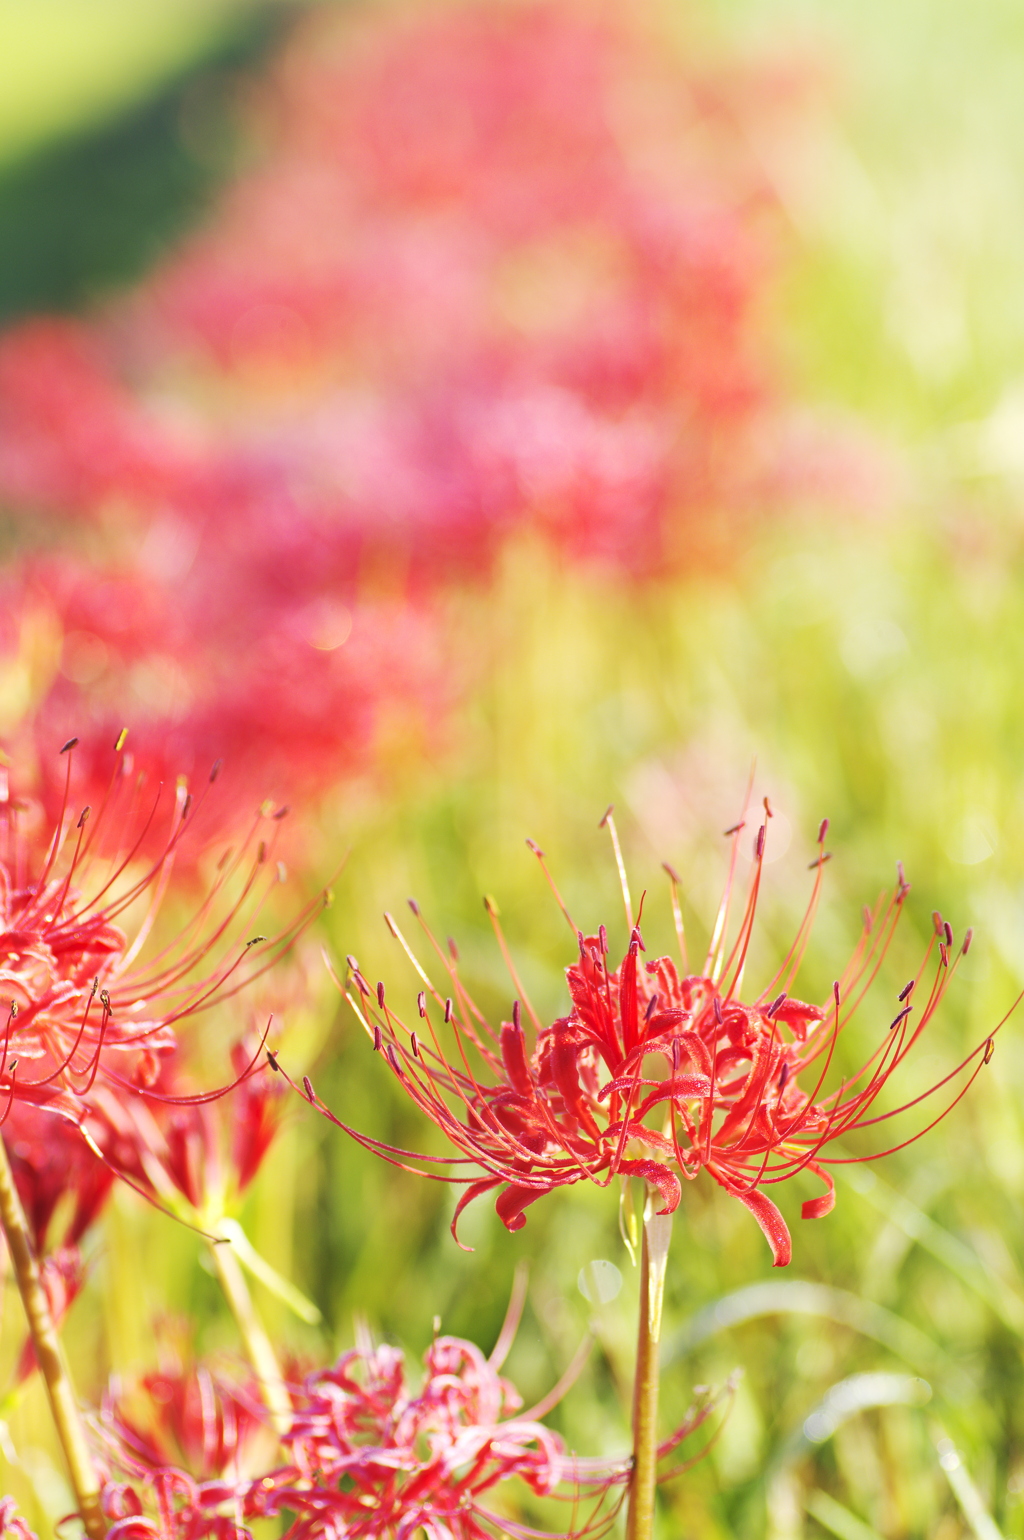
[302,810,1009,1268]
[96,1323,723,1540]
[0,738,321,1146]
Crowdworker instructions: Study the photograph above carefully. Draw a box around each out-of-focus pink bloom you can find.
[100,1354,269,1487]
[96,1328,720,1539]
[0,320,177,520]
[0,1499,39,1540]
[12,547,446,833]
[307,811,1008,1268]
[0,1,860,818]
[109,0,804,577]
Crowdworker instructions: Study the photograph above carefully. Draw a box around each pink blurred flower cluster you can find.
[92,1330,678,1539]
[0,0,846,815]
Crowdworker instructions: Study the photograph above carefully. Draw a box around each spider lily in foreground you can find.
[307,809,1005,1269]
[293,804,1014,1540]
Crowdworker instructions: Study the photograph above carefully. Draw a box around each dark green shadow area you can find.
[0,4,294,322]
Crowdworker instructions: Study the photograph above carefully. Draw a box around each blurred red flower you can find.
[97,1325,719,1539]
[0,2,863,818]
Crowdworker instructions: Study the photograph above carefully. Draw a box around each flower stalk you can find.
[0,1130,106,1539]
[208,1230,292,1435]
[626,1199,672,1540]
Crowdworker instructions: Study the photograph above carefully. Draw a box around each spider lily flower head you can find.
[0,738,323,1141]
[308,809,1006,1268]
[275,1333,575,1536]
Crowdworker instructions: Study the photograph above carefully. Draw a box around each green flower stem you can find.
[0,1131,106,1539]
[208,1231,293,1435]
[626,1204,673,1540]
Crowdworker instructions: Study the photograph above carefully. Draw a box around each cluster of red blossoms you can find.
[0,0,869,822]
[0,738,316,1359]
[312,809,1002,1268]
[86,1328,716,1540]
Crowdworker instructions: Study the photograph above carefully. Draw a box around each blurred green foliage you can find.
[0,2,288,320]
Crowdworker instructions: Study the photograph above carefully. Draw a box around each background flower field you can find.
[3,0,1024,1536]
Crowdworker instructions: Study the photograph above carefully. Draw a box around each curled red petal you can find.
[495,1183,550,1232]
[800,1163,836,1220]
[730,1187,792,1267]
